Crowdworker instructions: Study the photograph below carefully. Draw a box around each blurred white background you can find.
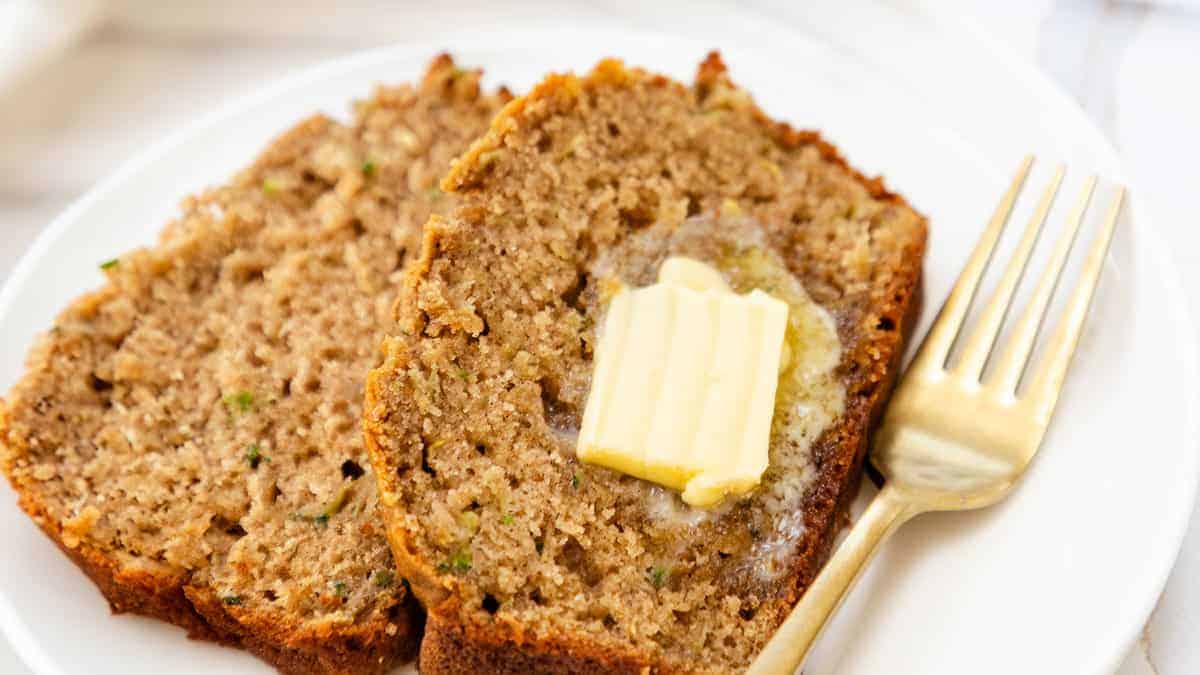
[0,1,1196,673]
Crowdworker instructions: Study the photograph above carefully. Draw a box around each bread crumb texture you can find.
[0,55,509,674]
[365,54,927,672]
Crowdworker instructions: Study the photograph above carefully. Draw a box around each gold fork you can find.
[747,157,1126,674]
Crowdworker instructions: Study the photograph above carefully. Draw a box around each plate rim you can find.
[0,18,1195,675]
[935,8,1200,671]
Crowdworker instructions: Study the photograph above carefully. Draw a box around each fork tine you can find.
[1026,186,1125,420]
[956,165,1064,380]
[990,177,1097,393]
[912,156,1034,372]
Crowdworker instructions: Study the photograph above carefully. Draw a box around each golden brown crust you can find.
[1,267,422,675]
[367,53,928,673]
[1,453,223,641]
[418,605,654,675]
[185,586,421,675]
[5,448,422,673]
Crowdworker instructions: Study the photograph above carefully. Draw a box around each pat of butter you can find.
[577,257,789,507]
[658,256,731,292]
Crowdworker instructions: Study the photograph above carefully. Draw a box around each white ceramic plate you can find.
[1,10,1195,675]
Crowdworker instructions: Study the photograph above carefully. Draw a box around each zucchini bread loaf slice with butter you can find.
[0,56,509,674]
[364,54,927,673]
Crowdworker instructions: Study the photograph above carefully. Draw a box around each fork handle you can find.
[747,484,918,674]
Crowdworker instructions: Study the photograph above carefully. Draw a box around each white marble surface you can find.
[0,1,1196,672]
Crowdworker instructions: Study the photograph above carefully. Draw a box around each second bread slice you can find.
[366,54,926,672]
[1,56,510,674]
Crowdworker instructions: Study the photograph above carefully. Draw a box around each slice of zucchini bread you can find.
[0,55,509,674]
[364,54,927,673]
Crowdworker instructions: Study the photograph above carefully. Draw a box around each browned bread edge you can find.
[0,295,423,675]
[0,453,223,640]
[4,478,421,673]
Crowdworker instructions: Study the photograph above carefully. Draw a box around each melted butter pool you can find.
[585,214,846,580]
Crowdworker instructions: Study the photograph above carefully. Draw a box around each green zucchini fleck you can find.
[438,548,472,574]
[245,443,269,469]
[647,565,670,589]
[292,485,352,527]
[223,390,255,415]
